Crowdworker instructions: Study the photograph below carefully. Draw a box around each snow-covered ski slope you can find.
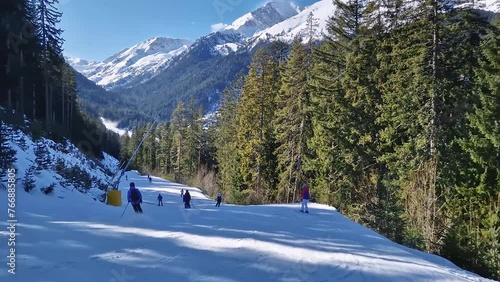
[0,171,495,282]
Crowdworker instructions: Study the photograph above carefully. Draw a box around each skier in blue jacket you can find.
[127,182,143,213]
[157,193,163,206]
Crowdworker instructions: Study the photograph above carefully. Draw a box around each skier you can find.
[149,176,152,183]
[180,189,184,199]
[157,193,163,206]
[215,192,222,207]
[299,184,310,213]
[183,189,191,209]
[127,182,143,213]
[125,174,128,180]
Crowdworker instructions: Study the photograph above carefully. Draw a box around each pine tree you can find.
[23,0,45,121]
[274,37,312,203]
[0,1,19,107]
[304,12,320,51]
[309,0,377,212]
[34,139,50,171]
[23,165,36,192]
[449,17,500,279]
[184,102,203,176]
[34,0,64,123]
[14,129,28,151]
[236,43,287,203]
[119,131,131,163]
[0,122,17,181]
[60,63,77,133]
[141,123,157,172]
[157,123,173,175]
[170,102,189,182]
[215,74,244,203]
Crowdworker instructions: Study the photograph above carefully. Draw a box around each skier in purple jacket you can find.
[299,184,310,213]
[127,182,143,213]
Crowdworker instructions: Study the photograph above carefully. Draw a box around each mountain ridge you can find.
[67,37,192,90]
[223,0,302,37]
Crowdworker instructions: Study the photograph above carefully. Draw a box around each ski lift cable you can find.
[111,113,161,190]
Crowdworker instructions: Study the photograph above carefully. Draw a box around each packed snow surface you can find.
[0,170,494,282]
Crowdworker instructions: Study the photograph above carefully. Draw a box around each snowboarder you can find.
[157,193,163,206]
[183,190,191,209]
[127,182,143,213]
[299,184,310,213]
[215,192,222,207]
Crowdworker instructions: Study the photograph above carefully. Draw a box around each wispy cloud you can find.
[211,23,229,32]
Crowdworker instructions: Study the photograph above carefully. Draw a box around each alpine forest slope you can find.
[117,1,500,281]
[0,0,121,161]
[0,120,119,199]
[72,70,144,128]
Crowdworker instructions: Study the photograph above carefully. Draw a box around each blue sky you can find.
[59,0,318,61]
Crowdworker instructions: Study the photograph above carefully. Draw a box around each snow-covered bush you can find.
[41,183,56,195]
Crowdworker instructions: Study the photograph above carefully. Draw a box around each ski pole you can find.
[120,202,129,219]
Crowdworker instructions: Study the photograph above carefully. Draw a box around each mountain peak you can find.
[128,37,192,56]
[224,0,302,37]
[266,0,302,15]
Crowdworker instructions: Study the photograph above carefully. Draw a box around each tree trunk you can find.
[177,135,182,181]
[62,69,65,130]
[50,85,55,121]
[68,92,72,138]
[32,85,36,119]
[288,145,295,203]
[18,30,24,115]
[430,0,439,156]
[44,50,49,122]
[7,54,12,108]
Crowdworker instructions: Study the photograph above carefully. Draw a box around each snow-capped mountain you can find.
[187,30,246,58]
[67,0,305,89]
[224,0,302,37]
[250,0,500,46]
[480,0,500,12]
[185,0,302,57]
[66,57,103,76]
[252,0,334,44]
[67,37,192,90]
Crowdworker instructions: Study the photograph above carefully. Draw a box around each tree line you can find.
[0,0,120,162]
[124,1,499,279]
